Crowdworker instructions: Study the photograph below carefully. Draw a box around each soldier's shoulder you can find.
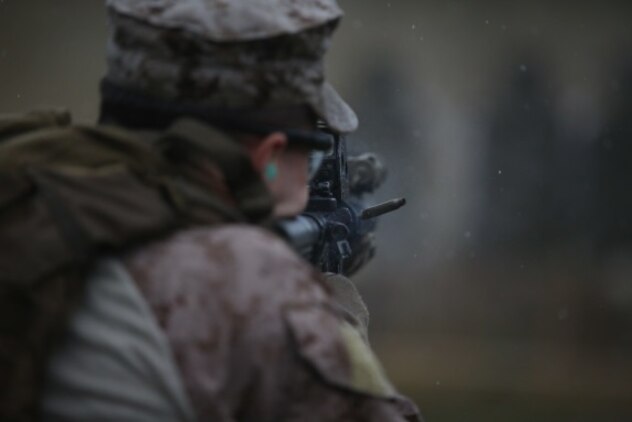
[176,224,306,268]
[205,223,301,258]
[133,223,299,259]
[190,224,322,293]
[127,224,327,305]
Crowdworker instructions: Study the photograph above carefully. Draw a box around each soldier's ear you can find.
[250,132,288,174]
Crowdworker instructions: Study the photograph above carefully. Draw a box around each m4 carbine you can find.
[277,130,405,276]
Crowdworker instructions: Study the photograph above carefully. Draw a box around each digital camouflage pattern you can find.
[104,0,358,133]
[125,225,420,421]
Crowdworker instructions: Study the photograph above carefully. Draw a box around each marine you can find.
[0,1,421,420]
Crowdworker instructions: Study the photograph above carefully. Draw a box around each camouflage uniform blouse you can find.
[124,225,420,421]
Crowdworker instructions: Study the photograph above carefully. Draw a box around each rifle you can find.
[277,129,406,276]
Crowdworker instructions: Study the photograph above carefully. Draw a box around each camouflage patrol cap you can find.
[104,0,358,133]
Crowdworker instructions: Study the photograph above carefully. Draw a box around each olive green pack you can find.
[0,110,273,421]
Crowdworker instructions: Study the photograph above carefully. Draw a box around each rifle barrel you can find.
[360,198,406,220]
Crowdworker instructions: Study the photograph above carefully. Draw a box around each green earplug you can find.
[265,163,278,181]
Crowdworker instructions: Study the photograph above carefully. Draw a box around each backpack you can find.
[0,110,272,421]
